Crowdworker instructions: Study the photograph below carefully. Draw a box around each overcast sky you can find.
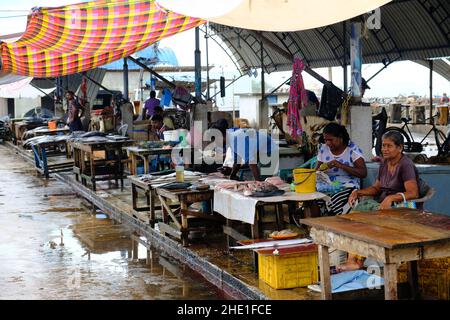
[0,0,448,98]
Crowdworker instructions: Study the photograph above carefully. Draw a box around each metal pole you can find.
[350,22,362,102]
[83,73,116,95]
[194,27,202,100]
[128,56,176,88]
[429,59,433,124]
[123,57,129,100]
[343,20,348,92]
[205,24,211,100]
[260,37,265,100]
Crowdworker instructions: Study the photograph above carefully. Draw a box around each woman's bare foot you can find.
[336,261,363,273]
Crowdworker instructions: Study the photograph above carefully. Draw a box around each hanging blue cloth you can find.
[161,88,172,107]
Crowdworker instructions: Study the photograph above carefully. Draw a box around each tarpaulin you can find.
[0,0,203,77]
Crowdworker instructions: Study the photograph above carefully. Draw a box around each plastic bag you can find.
[172,86,192,109]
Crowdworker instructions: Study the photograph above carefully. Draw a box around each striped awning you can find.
[0,0,203,78]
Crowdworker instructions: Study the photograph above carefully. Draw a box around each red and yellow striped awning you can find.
[0,0,203,77]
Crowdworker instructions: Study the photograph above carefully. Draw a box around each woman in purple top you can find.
[338,131,420,272]
[348,130,419,210]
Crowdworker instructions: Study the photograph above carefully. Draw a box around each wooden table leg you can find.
[149,189,155,227]
[118,147,123,191]
[131,183,138,210]
[407,261,420,299]
[131,154,136,176]
[81,151,87,186]
[181,200,188,247]
[383,263,398,300]
[318,245,332,300]
[250,208,262,272]
[143,155,149,174]
[90,151,96,191]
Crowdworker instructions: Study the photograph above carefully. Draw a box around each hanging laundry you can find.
[286,58,308,139]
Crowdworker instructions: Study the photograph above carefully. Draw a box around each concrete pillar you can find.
[348,105,373,161]
[257,99,269,130]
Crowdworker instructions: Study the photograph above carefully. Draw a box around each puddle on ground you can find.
[0,144,228,300]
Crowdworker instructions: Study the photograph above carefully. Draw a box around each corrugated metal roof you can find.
[414,58,450,82]
[210,0,450,78]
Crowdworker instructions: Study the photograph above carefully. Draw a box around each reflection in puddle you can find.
[0,145,228,300]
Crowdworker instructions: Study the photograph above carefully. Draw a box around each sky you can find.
[0,0,448,98]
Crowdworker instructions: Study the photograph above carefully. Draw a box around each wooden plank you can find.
[223,225,250,242]
[310,228,387,262]
[340,211,450,239]
[302,216,449,249]
[158,195,182,229]
[348,209,450,231]
[383,263,398,300]
[422,240,450,260]
[318,245,332,300]
[180,209,224,222]
[158,222,182,239]
[387,247,421,263]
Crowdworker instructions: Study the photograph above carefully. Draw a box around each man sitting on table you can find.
[150,114,169,140]
[227,128,278,181]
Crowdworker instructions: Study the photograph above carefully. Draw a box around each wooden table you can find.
[69,140,132,191]
[13,121,46,145]
[155,187,222,247]
[129,175,175,226]
[301,209,450,300]
[125,146,174,175]
[32,128,71,137]
[31,139,73,178]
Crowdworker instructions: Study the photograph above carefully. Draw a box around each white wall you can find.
[0,98,7,117]
[15,98,41,117]
[238,95,259,127]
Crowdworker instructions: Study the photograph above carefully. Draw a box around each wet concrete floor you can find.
[0,144,229,300]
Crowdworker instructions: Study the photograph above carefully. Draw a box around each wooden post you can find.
[150,189,156,227]
[318,244,332,300]
[181,199,188,247]
[383,263,398,300]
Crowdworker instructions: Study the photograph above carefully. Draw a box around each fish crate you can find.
[397,258,450,300]
[256,243,318,289]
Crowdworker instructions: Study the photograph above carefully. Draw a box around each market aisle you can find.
[0,144,226,300]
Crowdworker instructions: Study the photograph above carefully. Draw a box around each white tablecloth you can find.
[213,187,326,225]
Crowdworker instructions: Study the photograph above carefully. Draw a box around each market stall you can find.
[69,135,132,191]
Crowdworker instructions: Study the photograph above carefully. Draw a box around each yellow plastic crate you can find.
[257,244,318,289]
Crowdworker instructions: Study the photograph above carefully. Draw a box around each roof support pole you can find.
[195,27,202,100]
[205,23,211,100]
[127,56,176,88]
[343,21,348,92]
[350,21,362,103]
[123,57,129,100]
[429,59,433,124]
[260,37,265,100]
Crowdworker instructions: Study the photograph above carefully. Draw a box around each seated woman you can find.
[316,123,367,215]
[338,130,420,272]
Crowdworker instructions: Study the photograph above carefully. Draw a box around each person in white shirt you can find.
[316,123,367,215]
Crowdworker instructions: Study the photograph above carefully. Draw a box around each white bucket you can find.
[163,130,177,141]
[163,129,188,143]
